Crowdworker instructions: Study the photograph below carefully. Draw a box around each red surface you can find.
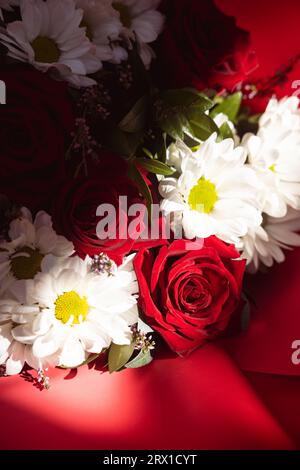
[1,0,300,450]
[0,345,295,450]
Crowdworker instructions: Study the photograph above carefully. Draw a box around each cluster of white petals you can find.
[159,98,300,272]
[160,133,262,246]
[0,209,138,375]
[0,0,164,86]
[239,97,300,271]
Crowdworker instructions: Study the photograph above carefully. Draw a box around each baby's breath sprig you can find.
[132,325,155,354]
[37,368,50,390]
[90,253,116,276]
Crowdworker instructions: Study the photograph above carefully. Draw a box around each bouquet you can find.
[1,0,300,389]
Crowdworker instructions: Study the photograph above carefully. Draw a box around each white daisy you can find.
[112,0,164,68]
[0,254,138,373]
[159,133,262,245]
[166,114,238,173]
[0,0,102,87]
[0,309,50,375]
[166,140,193,173]
[75,0,127,64]
[0,208,74,297]
[243,96,300,217]
[239,208,300,273]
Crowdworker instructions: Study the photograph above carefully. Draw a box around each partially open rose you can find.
[157,0,258,91]
[52,157,147,265]
[134,237,245,355]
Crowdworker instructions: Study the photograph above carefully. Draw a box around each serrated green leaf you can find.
[210,92,242,122]
[138,158,174,176]
[125,350,153,369]
[118,96,148,133]
[108,342,135,373]
[128,162,153,218]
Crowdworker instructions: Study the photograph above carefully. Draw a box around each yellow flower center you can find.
[80,19,93,41]
[269,164,276,172]
[55,291,89,325]
[113,2,132,27]
[10,247,44,280]
[188,178,218,214]
[31,36,60,63]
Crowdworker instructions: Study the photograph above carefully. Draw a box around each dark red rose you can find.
[52,157,147,265]
[134,237,245,355]
[156,0,258,92]
[0,65,74,211]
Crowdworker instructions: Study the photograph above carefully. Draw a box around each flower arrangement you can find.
[1,0,300,387]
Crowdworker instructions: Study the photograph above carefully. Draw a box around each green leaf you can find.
[236,111,261,138]
[156,132,167,163]
[125,350,153,369]
[108,342,135,373]
[154,89,216,141]
[128,162,153,218]
[118,96,148,133]
[107,128,142,158]
[184,133,201,149]
[210,92,242,122]
[81,353,101,366]
[218,122,234,140]
[142,147,154,159]
[155,110,187,140]
[188,113,219,141]
[162,88,213,113]
[138,158,174,176]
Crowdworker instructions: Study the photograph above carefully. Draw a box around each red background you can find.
[1,0,300,450]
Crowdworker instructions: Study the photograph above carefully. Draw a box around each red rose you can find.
[52,157,146,265]
[0,65,74,211]
[157,0,258,91]
[134,237,245,355]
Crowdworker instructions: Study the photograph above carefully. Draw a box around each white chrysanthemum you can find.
[166,114,238,173]
[0,254,138,374]
[243,96,300,217]
[0,305,55,375]
[0,208,74,297]
[239,208,300,273]
[0,0,102,87]
[112,0,164,67]
[75,0,127,64]
[159,133,262,245]
[166,140,193,173]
